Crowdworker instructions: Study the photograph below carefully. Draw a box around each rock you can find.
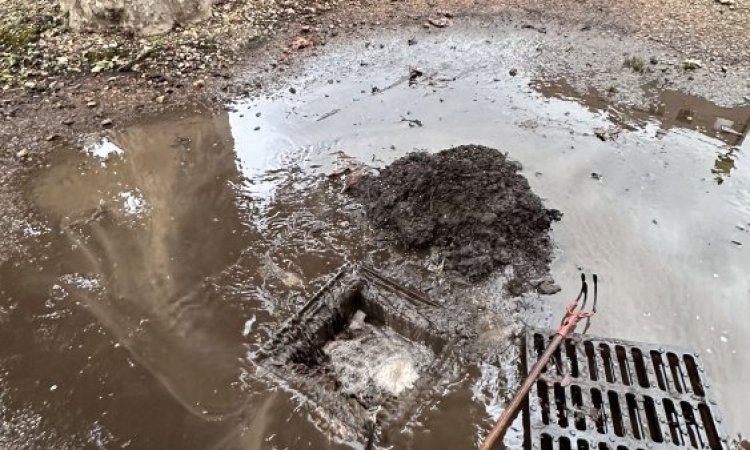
[101,118,113,127]
[591,172,603,180]
[61,0,212,36]
[428,17,451,28]
[87,100,98,108]
[289,87,297,94]
[682,59,703,70]
[23,81,36,89]
[16,149,28,159]
[509,68,518,76]
[537,279,561,295]
[62,118,75,126]
[45,134,59,142]
[155,95,166,104]
[291,35,315,50]
[193,79,205,88]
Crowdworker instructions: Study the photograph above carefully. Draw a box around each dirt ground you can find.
[351,145,560,283]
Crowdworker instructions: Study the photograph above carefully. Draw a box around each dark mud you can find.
[351,145,560,282]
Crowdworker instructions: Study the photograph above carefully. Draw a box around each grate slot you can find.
[698,403,722,450]
[566,338,581,378]
[537,380,552,425]
[681,401,706,448]
[577,439,590,450]
[667,352,688,394]
[607,391,625,437]
[650,350,671,392]
[584,340,599,381]
[597,444,609,450]
[590,387,608,434]
[600,344,617,383]
[663,398,685,446]
[541,433,554,450]
[683,354,706,397]
[630,348,650,388]
[571,385,587,431]
[625,393,645,440]
[560,437,572,450]
[643,396,664,443]
[535,333,547,364]
[554,383,570,428]
[616,345,633,386]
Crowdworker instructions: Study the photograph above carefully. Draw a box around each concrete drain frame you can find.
[525,328,729,450]
[253,264,465,445]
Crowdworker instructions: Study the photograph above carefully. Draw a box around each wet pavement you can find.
[2,22,750,449]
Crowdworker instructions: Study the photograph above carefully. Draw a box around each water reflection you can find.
[534,79,750,184]
[31,111,255,419]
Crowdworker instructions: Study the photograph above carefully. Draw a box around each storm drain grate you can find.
[526,328,729,450]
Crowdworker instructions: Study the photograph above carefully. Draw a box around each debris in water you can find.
[400,116,423,127]
[408,67,423,85]
[349,145,560,281]
[594,125,621,141]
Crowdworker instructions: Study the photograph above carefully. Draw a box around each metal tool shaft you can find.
[479,334,564,450]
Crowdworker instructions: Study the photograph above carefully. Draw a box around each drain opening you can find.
[554,383,569,428]
[541,433,554,450]
[681,401,703,448]
[535,333,546,363]
[600,344,616,383]
[698,403,723,450]
[585,341,598,381]
[643,396,664,443]
[577,439,590,450]
[597,443,609,450]
[566,339,580,378]
[650,350,669,391]
[683,354,705,396]
[538,380,551,425]
[615,345,632,386]
[625,393,644,440]
[591,388,607,434]
[663,398,685,446]
[560,436,572,450]
[667,352,686,393]
[630,348,650,388]
[607,391,625,437]
[571,385,586,431]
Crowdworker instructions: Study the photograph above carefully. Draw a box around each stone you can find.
[87,100,98,107]
[101,118,113,127]
[61,0,212,36]
[16,149,28,159]
[509,68,518,76]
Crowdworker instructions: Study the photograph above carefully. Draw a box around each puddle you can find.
[2,24,750,449]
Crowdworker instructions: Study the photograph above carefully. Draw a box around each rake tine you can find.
[591,274,598,313]
[579,274,589,311]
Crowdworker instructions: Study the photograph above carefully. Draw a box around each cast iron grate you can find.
[526,329,729,450]
[252,264,463,445]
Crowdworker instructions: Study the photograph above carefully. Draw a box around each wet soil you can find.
[351,145,559,282]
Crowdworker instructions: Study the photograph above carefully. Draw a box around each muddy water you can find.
[3,25,750,449]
